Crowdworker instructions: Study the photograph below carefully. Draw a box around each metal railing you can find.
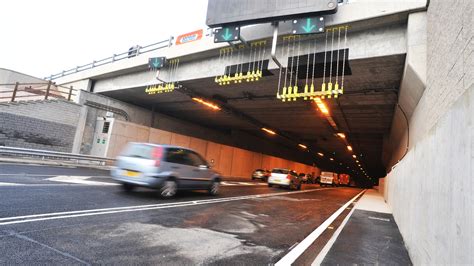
[0,146,115,166]
[45,38,173,80]
[0,81,78,103]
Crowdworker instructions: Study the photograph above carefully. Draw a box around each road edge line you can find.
[311,202,357,265]
[275,189,366,266]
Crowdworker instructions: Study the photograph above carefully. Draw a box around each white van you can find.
[320,171,338,187]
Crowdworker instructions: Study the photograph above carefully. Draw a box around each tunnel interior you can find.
[101,52,405,183]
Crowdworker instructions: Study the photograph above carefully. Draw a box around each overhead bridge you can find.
[19,0,474,264]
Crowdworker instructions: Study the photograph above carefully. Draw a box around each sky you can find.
[0,0,209,79]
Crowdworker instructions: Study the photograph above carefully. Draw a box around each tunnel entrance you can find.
[100,50,405,187]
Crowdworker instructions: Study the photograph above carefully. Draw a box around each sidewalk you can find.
[313,189,412,265]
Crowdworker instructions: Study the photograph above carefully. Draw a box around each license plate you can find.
[125,170,139,177]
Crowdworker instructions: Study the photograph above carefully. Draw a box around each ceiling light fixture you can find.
[261,128,277,135]
[352,155,357,159]
[192,97,221,110]
[298,144,308,149]
[314,97,329,115]
[337,133,346,139]
[347,145,353,151]
[330,158,334,161]
[317,152,324,157]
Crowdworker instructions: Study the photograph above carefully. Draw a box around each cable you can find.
[396,103,410,162]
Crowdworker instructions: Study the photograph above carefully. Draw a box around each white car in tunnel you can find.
[267,168,301,190]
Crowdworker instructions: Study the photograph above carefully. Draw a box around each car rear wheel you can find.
[122,183,135,192]
[209,181,220,196]
[290,182,297,190]
[160,180,177,198]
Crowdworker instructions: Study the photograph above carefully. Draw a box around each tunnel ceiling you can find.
[101,54,405,179]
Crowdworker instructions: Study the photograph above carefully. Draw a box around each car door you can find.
[163,148,195,188]
[186,150,213,189]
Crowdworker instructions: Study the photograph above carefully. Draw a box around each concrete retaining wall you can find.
[107,120,319,178]
[0,100,82,152]
[385,0,473,264]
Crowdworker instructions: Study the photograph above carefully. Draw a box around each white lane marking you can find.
[312,204,357,265]
[221,181,266,186]
[0,182,22,186]
[368,216,390,222]
[275,189,366,266]
[46,176,118,186]
[221,181,238,186]
[0,188,331,226]
[0,174,110,177]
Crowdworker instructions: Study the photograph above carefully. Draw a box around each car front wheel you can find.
[209,181,220,196]
[160,180,177,198]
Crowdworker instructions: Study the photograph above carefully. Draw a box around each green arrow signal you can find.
[152,59,160,68]
[302,18,316,33]
[221,28,233,41]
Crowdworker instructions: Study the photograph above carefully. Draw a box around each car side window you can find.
[165,148,191,165]
[187,151,207,167]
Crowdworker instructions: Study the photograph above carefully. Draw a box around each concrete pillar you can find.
[71,105,89,153]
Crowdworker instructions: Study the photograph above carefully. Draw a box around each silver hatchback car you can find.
[111,143,221,198]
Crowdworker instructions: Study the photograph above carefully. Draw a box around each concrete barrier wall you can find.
[0,100,82,152]
[386,87,473,264]
[107,120,319,178]
[385,1,473,264]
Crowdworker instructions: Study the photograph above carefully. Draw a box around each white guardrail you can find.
[0,146,115,166]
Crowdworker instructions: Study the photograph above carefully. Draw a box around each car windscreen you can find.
[271,169,289,174]
[120,143,155,159]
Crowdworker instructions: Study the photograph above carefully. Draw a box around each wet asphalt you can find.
[0,163,362,265]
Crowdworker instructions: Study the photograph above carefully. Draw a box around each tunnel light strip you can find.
[298,144,307,149]
[192,97,221,110]
[275,189,367,266]
[314,97,329,115]
[261,127,277,135]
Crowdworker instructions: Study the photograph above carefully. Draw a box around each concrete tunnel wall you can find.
[75,90,317,166]
[107,119,320,178]
[383,2,473,264]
